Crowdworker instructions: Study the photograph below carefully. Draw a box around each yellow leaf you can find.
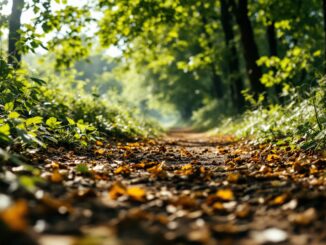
[95,148,105,155]
[181,163,193,170]
[0,200,28,231]
[127,186,146,202]
[95,140,103,146]
[272,194,288,205]
[176,163,194,175]
[227,173,240,183]
[216,189,234,201]
[266,154,281,162]
[212,202,224,211]
[313,50,321,57]
[51,170,63,183]
[109,182,126,200]
[114,165,131,175]
[51,162,60,169]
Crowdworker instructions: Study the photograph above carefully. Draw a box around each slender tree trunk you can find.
[323,0,326,74]
[211,64,224,99]
[266,20,283,102]
[8,0,24,69]
[229,0,265,95]
[220,0,245,112]
[266,21,277,57]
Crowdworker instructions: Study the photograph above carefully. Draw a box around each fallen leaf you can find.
[172,195,197,209]
[271,194,288,205]
[227,173,240,183]
[51,169,63,183]
[212,202,224,211]
[114,165,131,175]
[41,195,72,214]
[147,161,165,175]
[127,186,146,202]
[0,200,28,231]
[259,165,272,174]
[266,154,281,162]
[289,208,317,225]
[176,163,193,175]
[216,189,234,201]
[236,204,251,218]
[94,148,105,155]
[109,182,127,200]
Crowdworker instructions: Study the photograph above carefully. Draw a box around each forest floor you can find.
[1,129,326,245]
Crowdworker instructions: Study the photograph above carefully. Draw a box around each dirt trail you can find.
[2,130,326,244]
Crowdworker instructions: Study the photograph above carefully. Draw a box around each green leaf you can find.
[0,124,10,136]
[26,116,43,126]
[0,58,9,77]
[8,111,20,119]
[46,117,61,128]
[66,117,75,125]
[30,77,46,85]
[4,102,14,112]
[75,163,89,174]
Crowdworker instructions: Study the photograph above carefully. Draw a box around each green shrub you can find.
[215,79,326,150]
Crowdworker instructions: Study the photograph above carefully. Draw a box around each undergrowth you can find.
[214,79,326,150]
[0,57,161,158]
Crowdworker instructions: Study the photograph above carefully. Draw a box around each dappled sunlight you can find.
[0,0,325,244]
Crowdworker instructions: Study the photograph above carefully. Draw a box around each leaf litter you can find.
[0,130,325,244]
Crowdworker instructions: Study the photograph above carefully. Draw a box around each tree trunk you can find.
[220,0,245,112]
[323,0,326,74]
[229,0,265,95]
[266,21,277,57]
[211,64,224,99]
[266,20,283,101]
[8,0,24,69]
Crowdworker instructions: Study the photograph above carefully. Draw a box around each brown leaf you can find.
[289,208,317,225]
[227,173,240,183]
[259,165,272,174]
[172,195,197,209]
[236,204,251,218]
[41,195,72,214]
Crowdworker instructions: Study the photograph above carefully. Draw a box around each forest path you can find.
[3,130,326,244]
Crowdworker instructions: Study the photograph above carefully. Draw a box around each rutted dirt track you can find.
[1,130,326,244]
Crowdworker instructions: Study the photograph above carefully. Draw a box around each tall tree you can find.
[229,0,265,95]
[8,0,24,68]
[220,0,245,112]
